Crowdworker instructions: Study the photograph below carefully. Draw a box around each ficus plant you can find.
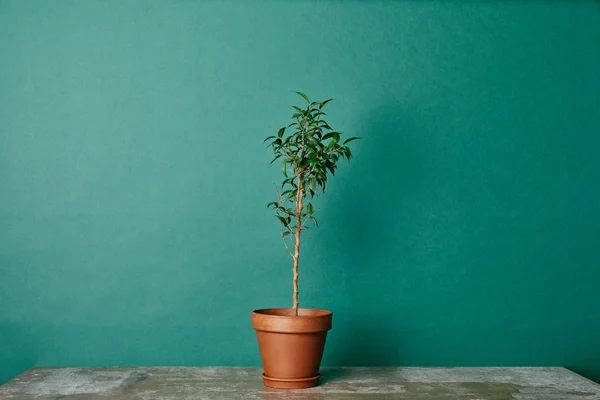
[265,92,360,316]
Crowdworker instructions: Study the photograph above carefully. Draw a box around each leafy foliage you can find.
[265,92,360,253]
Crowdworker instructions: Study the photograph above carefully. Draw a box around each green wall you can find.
[1,0,599,384]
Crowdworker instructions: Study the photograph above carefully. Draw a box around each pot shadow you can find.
[321,317,404,384]
[0,323,38,385]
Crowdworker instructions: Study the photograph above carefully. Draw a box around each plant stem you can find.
[292,112,308,317]
[293,177,302,316]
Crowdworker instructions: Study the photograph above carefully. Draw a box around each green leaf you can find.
[282,177,297,189]
[309,215,319,227]
[295,91,310,104]
[344,136,361,144]
[264,136,275,142]
[309,179,316,194]
[344,146,352,159]
[277,127,285,138]
[270,154,282,165]
[323,132,340,141]
[326,161,335,175]
[283,231,291,237]
[267,201,278,209]
[319,98,333,109]
[298,158,309,169]
[306,203,313,215]
[277,215,291,227]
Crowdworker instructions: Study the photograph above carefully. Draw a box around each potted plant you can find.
[252,92,359,389]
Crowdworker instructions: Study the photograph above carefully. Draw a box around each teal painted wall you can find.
[1,0,599,384]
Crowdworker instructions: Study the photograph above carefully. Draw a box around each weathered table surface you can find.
[1,367,599,399]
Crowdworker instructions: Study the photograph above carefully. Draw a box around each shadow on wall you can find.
[0,324,38,384]
[325,104,424,367]
[336,104,422,265]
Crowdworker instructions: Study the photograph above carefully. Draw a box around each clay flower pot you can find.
[251,308,333,389]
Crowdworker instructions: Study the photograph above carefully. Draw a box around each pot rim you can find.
[251,308,332,333]
[252,308,332,319]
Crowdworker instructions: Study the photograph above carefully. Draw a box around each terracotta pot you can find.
[251,308,333,389]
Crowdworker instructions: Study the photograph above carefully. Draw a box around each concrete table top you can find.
[1,367,599,399]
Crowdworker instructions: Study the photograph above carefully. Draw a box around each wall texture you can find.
[1,0,599,384]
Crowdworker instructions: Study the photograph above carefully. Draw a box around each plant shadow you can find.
[319,104,422,384]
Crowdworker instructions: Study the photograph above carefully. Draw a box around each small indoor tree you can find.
[265,92,359,316]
